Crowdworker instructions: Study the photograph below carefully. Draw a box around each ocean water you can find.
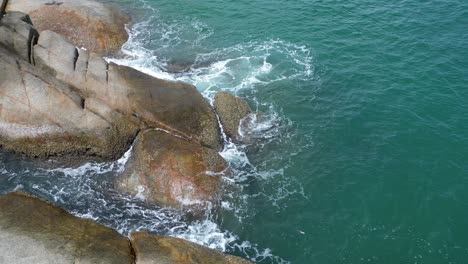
[1,0,467,263]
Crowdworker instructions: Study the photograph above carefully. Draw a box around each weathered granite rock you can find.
[33,30,222,150]
[214,91,252,140]
[0,11,38,63]
[131,231,253,264]
[0,191,134,264]
[0,43,139,159]
[6,0,129,54]
[0,10,225,209]
[116,130,227,208]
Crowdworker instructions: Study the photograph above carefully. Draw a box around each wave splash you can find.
[107,2,313,263]
[0,2,314,263]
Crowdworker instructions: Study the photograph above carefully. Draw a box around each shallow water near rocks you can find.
[2,0,468,263]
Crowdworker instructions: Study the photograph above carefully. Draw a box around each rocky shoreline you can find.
[0,192,251,263]
[0,0,253,262]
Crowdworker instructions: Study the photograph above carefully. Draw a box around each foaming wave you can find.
[178,39,314,99]
[102,2,313,262]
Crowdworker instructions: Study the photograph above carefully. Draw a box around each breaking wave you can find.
[0,1,315,263]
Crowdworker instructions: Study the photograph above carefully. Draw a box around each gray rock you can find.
[0,11,38,63]
[34,30,77,77]
[214,91,252,141]
[0,44,139,160]
[0,191,134,264]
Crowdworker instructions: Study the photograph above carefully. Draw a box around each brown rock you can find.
[214,91,252,140]
[116,130,227,208]
[109,63,221,149]
[0,191,134,264]
[130,231,253,264]
[33,31,222,150]
[6,0,129,54]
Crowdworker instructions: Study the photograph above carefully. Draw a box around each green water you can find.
[107,0,468,263]
[2,0,467,263]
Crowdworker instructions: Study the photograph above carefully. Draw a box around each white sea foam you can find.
[0,2,315,263]
[106,4,311,262]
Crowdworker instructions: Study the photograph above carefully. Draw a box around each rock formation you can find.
[131,231,252,264]
[0,192,252,264]
[0,9,223,206]
[116,130,227,208]
[0,26,139,160]
[0,191,134,264]
[5,0,129,54]
[0,1,254,262]
[214,91,252,141]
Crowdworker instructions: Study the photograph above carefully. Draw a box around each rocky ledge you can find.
[0,191,252,264]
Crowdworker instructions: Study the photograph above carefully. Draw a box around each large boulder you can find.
[115,130,227,208]
[0,41,139,160]
[0,11,225,210]
[6,0,129,54]
[0,192,134,264]
[214,91,252,141]
[34,30,222,150]
[130,231,252,264]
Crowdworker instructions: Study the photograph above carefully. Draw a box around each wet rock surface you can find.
[214,91,252,141]
[116,129,227,208]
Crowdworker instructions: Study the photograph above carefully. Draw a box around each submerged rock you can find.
[131,231,252,264]
[116,130,227,209]
[0,191,134,264]
[214,91,252,141]
[6,0,129,54]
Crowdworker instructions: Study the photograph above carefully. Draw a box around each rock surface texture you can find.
[6,0,129,54]
[116,130,227,208]
[131,231,252,264]
[214,91,252,141]
[0,38,139,160]
[0,192,134,264]
[0,11,222,206]
[0,192,253,264]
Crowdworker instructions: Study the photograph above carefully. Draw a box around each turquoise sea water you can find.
[108,1,468,263]
[1,0,467,263]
